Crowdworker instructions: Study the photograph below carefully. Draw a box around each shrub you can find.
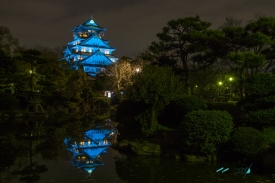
[262,127,275,145]
[241,107,275,126]
[116,99,148,135]
[178,110,233,155]
[230,127,265,156]
[238,74,275,127]
[159,95,207,128]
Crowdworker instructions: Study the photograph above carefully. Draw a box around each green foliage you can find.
[70,93,82,103]
[179,110,233,155]
[65,70,86,92]
[0,26,19,56]
[262,127,275,145]
[238,74,275,126]
[230,127,265,156]
[125,65,184,130]
[245,73,275,98]
[241,107,275,125]
[0,93,19,110]
[93,73,113,92]
[159,95,207,129]
[134,110,151,135]
[227,52,265,68]
[127,65,184,105]
[93,97,110,108]
[149,16,226,95]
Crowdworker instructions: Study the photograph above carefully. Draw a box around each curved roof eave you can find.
[78,50,113,64]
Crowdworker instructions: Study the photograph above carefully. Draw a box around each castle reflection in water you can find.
[64,125,117,174]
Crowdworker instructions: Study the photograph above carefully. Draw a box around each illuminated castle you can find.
[62,17,118,76]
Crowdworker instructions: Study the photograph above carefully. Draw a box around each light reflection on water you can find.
[0,119,274,183]
[4,147,274,183]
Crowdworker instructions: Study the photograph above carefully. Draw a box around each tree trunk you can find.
[239,68,246,99]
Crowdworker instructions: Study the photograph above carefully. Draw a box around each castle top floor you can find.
[72,18,106,38]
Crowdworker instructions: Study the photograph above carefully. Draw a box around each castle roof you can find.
[78,50,114,66]
[80,34,115,49]
[72,18,106,32]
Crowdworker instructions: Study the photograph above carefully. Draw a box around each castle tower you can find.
[62,17,118,76]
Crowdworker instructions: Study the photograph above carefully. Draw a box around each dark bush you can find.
[116,99,149,135]
[230,127,265,156]
[0,93,19,110]
[232,96,240,101]
[178,110,233,155]
[42,93,70,106]
[159,95,207,129]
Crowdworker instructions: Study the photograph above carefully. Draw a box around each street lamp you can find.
[135,67,140,73]
[229,77,233,101]
[218,82,223,96]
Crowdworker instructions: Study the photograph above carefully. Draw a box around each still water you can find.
[0,118,274,183]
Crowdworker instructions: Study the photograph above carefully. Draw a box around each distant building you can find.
[62,17,118,76]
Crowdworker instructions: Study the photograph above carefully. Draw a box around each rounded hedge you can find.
[179,110,233,155]
[230,127,265,156]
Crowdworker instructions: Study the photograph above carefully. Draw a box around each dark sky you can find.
[1,0,275,58]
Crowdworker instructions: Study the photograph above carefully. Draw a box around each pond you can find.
[0,118,274,183]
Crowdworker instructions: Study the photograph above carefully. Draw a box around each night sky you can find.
[1,0,275,58]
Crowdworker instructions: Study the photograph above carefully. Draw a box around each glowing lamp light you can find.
[218,82,223,85]
[229,77,233,81]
